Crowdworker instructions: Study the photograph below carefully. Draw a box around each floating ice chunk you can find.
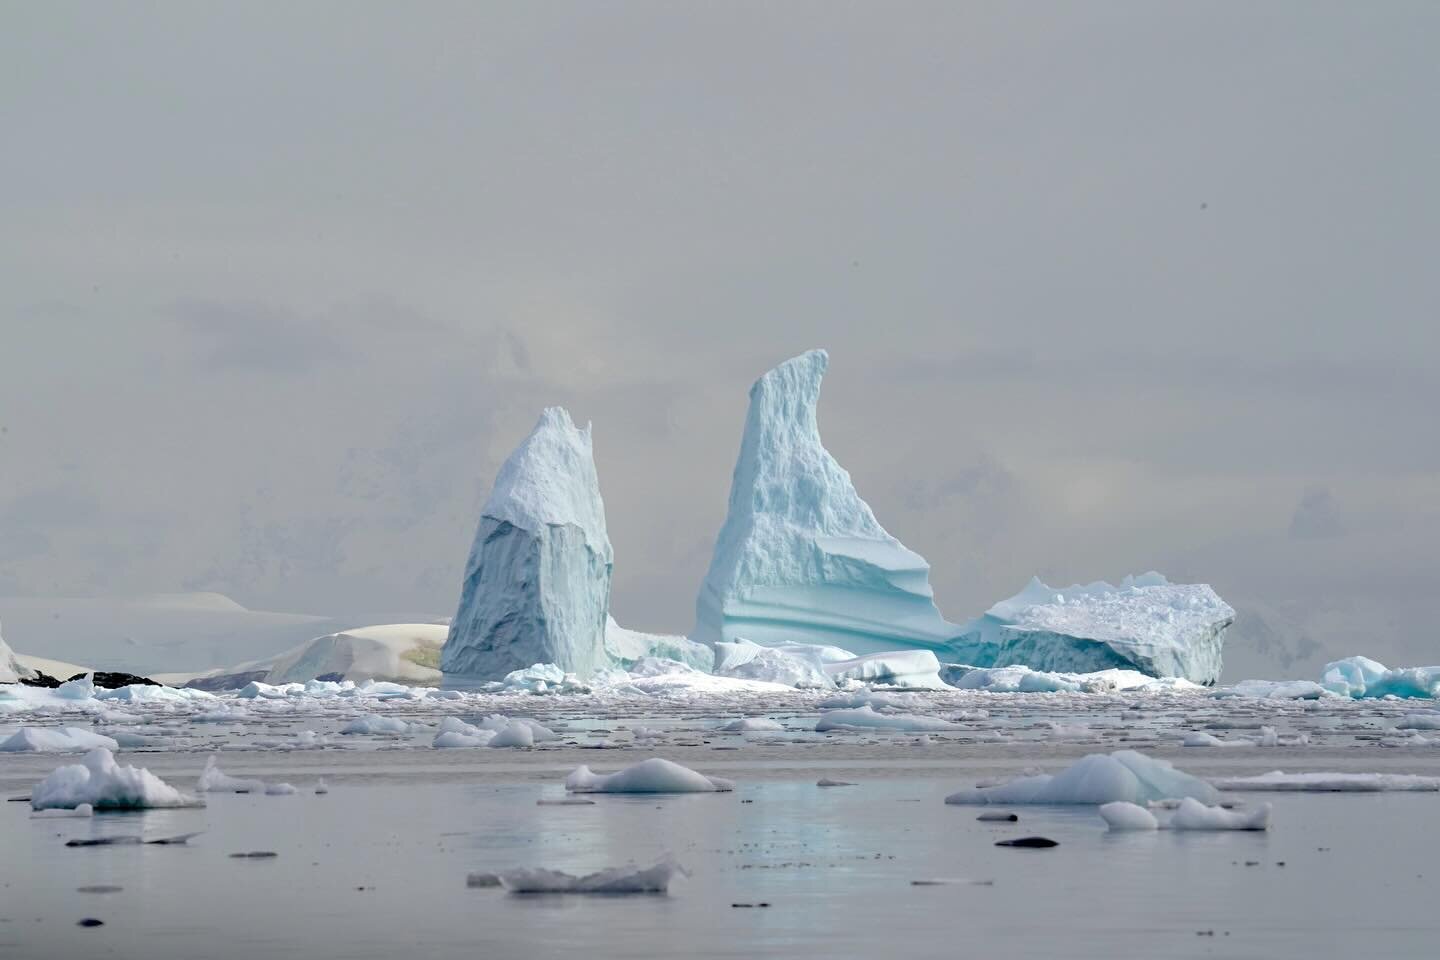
[466,871,503,888]
[488,722,534,748]
[954,574,1233,684]
[499,858,688,894]
[339,714,414,735]
[604,618,714,673]
[713,639,833,689]
[1210,771,1440,792]
[442,408,614,680]
[817,778,856,787]
[953,664,1202,694]
[478,716,557,742]
[564,758,734,793]
[946,750,1220,806]
[264,783,297,796]
[1170,798,1271,831]
[719,718,784,732]
[1397,714,1440,731]
[1098,801,1159,831]
[1213,679,1332,700]
[30,748,197,810]
[315,779,329,795]
[0,727,120,753]
[197,756,266,794]
[693,350,962,656]
[1183,732,1253,748]
[815,704,959,732]
[1319,657,1440,699]
[825,650,947,690]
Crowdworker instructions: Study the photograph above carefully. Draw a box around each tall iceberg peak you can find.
[441,407,615,679]
[953,573,1234,685]
[693,349,961,654]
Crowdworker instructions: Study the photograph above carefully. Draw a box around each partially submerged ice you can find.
[952,574,1234,685]
[1318,656,1440,699]
[565,757,734,793]
[693,349,961,656]
[946,750,1220,806]
[442,408,614,680]
[30,748,197,811]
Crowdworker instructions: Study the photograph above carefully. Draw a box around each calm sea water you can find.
[3,763,1437,960]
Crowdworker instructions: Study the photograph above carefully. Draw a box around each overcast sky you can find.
[2,2,1436,679]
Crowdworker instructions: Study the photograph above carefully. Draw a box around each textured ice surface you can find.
[30,748,196,810]
[0,727,119,753]
[443,408,614,680]
[604,618,714,673]
[693,350,961,656]
[948,665,1201,694]
[713,638,833,688]
[946,750,1220,806]
[825,650,946,689]
[1319,657,1440,699]
[953,574,1233,685]
[499,859,688,894]
[565,758,735,793]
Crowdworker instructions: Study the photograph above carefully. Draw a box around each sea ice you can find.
[442,408,614,680]
[950,665,1200,694]
[604,618,714,673]
[564,758,734,793]
[712,638,832,688]
[1209,771,1440,792]
[30,748,197,810]
[1098,801,1159,831]
[693,350,962,656]
[815,704,960,732]
[825,650,947,689]
[945,750,1220,806]
[499,858,688,894]
[952,574,1234,684]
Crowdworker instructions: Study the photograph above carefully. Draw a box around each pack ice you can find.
[952,574,1233,685]
[441,408,615,680]
[693,349,962,656]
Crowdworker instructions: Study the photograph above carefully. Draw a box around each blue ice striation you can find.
[692,349,963,656]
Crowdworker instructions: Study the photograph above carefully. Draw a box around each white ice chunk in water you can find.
[1170,797,1271,831]
[30,748,196,810]
[0,727,119,753]
[1099,801,1159,831]
[1210,771,1440,792]
[339,714,414,735]
[946,750,1220,806]
[565,758,734,793]
[197,755,265,794]
[719,717,784,732]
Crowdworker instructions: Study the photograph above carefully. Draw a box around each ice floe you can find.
[498,858,688,894]
[1210,771,1440,792]
[565,758,734,793]
[946,751,1220,806]
[30,748,197,810]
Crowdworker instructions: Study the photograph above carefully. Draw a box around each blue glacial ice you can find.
[441,408,615,680]
[1318,656,1440,699]
[952,574,1234,685]
[693,349,963,656]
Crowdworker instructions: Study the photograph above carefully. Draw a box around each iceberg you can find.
[1098,801,1160,831]
[952,574,1233,685]
[442,408,614,680]
[1319,656,1440,699]
[603,618,714,673]
[945,750,1220,806]
[693,349,962,657]
[824,650,947,689]
[712,638,834,688]
[1170,798,1271,831]
[30,748,197,810]
[499,858,688,894]
[0,727,119,753]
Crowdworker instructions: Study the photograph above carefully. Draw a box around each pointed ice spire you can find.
[693,349,960,653]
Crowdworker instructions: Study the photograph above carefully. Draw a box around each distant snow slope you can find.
[693,349,961,655]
